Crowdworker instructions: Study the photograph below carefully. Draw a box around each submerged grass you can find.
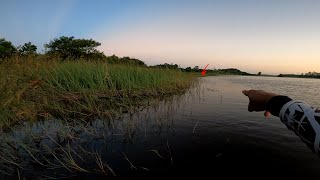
[0,56,193,130]
[0,85,196,178]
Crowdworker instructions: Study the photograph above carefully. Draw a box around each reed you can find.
[0,56,194,130]
[0,86,198,178]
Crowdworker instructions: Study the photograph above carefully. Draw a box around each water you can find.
[1,76,320,179]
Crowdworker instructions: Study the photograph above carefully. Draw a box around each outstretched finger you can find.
[264,111,271,118]
[242,90,249,96]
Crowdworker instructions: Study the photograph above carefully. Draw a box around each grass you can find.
[0,92,190,178]
[0,56,194,130]
[0,74,205,178]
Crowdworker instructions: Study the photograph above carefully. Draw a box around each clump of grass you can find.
[0,56,194,130]
[42,61,190,94]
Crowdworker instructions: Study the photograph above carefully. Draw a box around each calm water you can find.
[1,76,320,179]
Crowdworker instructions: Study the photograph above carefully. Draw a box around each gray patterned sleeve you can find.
[279,101,320,155]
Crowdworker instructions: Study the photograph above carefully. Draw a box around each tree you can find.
[121,56,146,66]
[44,36,104,59]
[185,67,192,72]
[152,63,178,69]
[0,38,16,59]
[106,54,120,64]
[106,55,146,66]
[18,42,37,55]
[257,72,261,76]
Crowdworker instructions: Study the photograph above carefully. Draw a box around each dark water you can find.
[1,76,320,179]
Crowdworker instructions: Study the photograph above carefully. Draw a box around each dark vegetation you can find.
[0,38,16,59]
[0,36,194,130]
[0,36,148,66]
[0,36,196,178]
[278,72,320,79]
[152,63,253,75]
[206,68,253,76]
[44,36,105,59]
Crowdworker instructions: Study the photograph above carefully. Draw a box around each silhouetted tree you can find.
[258,72,261,76]
[0,38,16,60]
[278,72,320,78]
[106,54,119,63]
[106,54,146,66]
[216,68,252,75]
[18,42,37,55]
[185,67,192,72]
[44,36,104,59]
[121,56,146,66]
[152,63,179,69]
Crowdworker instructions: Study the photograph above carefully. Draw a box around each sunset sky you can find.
[1,0,320,74]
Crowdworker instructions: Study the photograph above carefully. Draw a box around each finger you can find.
[242,90,249,96]
[264,111,271,118]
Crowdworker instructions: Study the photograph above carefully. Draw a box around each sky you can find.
[1,0,320,74]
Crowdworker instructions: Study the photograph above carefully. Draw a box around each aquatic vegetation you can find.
[0,56,199,178]
[0,56,194,130]
[0,92,195,178]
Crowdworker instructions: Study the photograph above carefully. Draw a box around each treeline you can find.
[151,63,252,75]
[0,36,147,66]
[209,68,253,75]
[0,38,37,58]
[278,72,320,79]
[184,66,252,75]
[150,63,179,69]
[1,36,252,75]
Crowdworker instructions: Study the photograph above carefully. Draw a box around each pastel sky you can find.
[1,0,320,74]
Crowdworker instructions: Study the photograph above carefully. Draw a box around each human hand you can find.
[242,89,278,118]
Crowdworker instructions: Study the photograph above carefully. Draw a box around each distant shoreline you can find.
[204,72,320,80]
[204,70,320,80]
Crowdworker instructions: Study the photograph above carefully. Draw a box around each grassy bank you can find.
[0,57,193,130]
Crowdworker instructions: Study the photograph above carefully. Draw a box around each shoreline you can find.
[0,57,194,131]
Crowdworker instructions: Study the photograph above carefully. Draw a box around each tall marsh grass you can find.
[0,57,193,130]
[43,61,189,93]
